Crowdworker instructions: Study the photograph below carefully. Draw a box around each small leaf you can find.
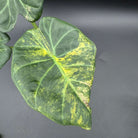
[0,32,11,69]
[11,17,96,130]
[0,0,44,32]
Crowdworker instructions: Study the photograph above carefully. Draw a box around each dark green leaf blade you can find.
[0,0,44,32]
[16,0,44,22]
[0,0,18,32]
[11,17,96,130]
[0,32,11,69]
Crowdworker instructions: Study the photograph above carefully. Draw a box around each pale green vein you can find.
[18,0,32,20]
[70,79,91,87]
[49,18,54,53]
[0,2,8,14]
[36,28,52,53]
[7,1,11,27]
[57,48,78,58]
[57,44,94,57]
[57,52,70,58]
[16,45,42,49]
[28,29,51,54]
[27,30,45,49]
[52,56,91,113]
[42,19,49,36]
[61,80,68,124]
[34,63,55,107]
[54,29,77,55]
[13,58,52,75]
[40,20,52,51]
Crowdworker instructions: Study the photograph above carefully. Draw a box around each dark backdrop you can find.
[0,0,138,138]
[46,0,138,7]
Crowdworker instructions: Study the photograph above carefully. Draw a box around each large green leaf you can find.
[11,17,96,130]
[0,32,11,69]
[0,0,44,32]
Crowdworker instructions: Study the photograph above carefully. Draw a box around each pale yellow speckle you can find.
[76,61,85,65]
[26,6,31,12]
[67,58,72,62]
[78,93,90,108]
[70,49,82,56]
[31,48,47,57]
[38,106,42,111]
[77,116,83,124]
[82,87,88,93]
[78,32,91,45]
[77,87,82,91]
[17,80,22,86]
[17,80,21,83]
[62,67,78,78]
[40,88,45,93]
[25,15,33,21]
[85,80,92,87]
[22,39,25,43]
[71,102,77,121]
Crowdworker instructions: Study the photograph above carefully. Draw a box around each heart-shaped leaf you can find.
[11,17,96,130]
[0,0,44,32]
[0,32,11,69]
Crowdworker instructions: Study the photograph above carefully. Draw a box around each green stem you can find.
[31,22,38,29]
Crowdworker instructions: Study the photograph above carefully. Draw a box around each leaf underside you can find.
[0,0,44,32]
[0,32,11,69]
[11,17,97,130]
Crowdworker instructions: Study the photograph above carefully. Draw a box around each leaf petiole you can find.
[31,22,38,29]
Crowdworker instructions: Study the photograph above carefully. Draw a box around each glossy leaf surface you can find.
[12,17,96,130]
[0,32,11,69]
[0,0,44,32]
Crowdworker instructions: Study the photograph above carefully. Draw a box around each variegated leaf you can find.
[11,17,96,130]
[0,0,44,32]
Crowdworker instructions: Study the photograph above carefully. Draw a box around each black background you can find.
[45,0,138,7]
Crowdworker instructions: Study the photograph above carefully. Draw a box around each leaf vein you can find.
[34,64,55,108]
[0,2,8,14]
[53,57,91,113]
[13,59,52,75]
[70,79,91,87]
[49,18,54,53]
[54,29,77,53]
[61,81,68,124]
